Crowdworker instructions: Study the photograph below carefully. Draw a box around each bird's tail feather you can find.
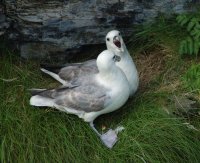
[30,95,55,107]
[28,88,47,96]
[40,64,65,74]
[40,68,67,85]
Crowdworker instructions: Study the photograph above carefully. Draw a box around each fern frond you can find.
[176,15,183,23]
[194,41,200,56]
[176,15,187,24]
[187,21,196,31]
[179,40,186,55]
[177,13,200,56]
[180,17,190,26]
[187,37,193,55]
[179,40,188,55]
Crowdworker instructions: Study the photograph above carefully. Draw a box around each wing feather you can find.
[35,84,111,112]
[55,85,111,112]
[58,60,98,81]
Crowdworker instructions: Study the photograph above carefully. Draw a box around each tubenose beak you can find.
[113,36,121,48]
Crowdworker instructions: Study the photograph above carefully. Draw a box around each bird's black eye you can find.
[119,32,121,36]
[107,38,110,41]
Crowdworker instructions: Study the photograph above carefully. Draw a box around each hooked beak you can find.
[113,36,121,48]
[113,55,121,62]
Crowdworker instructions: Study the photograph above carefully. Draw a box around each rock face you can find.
[1,0,196,60]
[0,3,9,36]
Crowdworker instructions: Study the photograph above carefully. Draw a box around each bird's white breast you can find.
[116,53,139,96]
[97,69,130,114]
[81,67,130,122]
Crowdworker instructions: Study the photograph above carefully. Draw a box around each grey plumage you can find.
[32,82,111,113]
[42,59,98,82]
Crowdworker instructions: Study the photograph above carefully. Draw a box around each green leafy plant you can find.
[176,14,200,56]
[182,64,200,91]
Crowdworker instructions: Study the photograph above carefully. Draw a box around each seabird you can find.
[30,50,130,148]
[41,30,139,96]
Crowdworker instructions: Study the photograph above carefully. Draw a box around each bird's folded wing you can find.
[58,62,98,81]
[35,85,111,113]
[55,85,111,112]
[63,59,96,67]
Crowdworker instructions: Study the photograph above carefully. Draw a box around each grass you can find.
[1,16,200,162]
[182,64,200,92]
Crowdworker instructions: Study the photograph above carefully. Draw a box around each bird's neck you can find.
[115,44,128,57]
[97,67,120,86]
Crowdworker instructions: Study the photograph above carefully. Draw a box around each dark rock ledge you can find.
[0,0,196,61]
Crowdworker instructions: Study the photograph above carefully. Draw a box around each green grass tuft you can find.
[182,64,200,92]
[129,15,186,54]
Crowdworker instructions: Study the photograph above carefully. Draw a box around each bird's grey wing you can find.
[40,59,98,81]
[64,59,96,66]
[33,85,77,98]
[58,60,98,82]
[55,85,111,112]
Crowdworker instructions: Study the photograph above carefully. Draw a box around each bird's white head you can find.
[96,50,121,73]
[105,30,125,54]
